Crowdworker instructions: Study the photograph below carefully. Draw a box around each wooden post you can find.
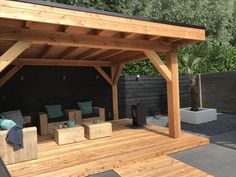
[166,49,181,138]
[111,65,123,120]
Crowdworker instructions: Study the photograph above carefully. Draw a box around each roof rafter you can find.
[0,26,171,52]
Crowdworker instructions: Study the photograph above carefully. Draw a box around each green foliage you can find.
[49,0,236,75]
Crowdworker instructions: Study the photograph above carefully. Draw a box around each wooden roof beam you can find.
[94,66,112,85]
[0,41,31,72]
[144,50,172,82]
[0,26,170,52]
[0,65,23,87]
[113,64,123,85]
[13,58,112,67]
[58,47,77,59]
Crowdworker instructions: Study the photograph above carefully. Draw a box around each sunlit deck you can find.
[7,119,211,177]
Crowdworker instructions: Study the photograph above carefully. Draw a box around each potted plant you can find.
[179,46,217,124]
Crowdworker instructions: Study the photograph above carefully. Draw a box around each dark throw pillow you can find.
[44,104,64,119]
[1,110,23,127]
[77,101,93,115]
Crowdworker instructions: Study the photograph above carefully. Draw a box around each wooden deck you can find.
[7,119,212,177]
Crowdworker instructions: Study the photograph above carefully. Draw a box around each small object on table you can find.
[93,117,99,124]
[54,126,85,145]
[67,120,76,128]
[82,121,112,140]
[58,124,63,129]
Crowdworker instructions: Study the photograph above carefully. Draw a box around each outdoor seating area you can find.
[6,119,211,177]
[38,102,105,135]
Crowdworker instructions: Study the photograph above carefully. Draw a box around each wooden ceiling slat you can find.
[112,52,146,65]
[77,48,100,60]
[39,45,52,59]
[58,47,77,59]
[13,58,111,67]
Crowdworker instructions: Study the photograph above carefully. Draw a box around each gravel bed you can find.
[147,114,236,137]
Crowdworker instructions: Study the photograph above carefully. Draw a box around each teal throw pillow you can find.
[77,101,93,115]
[0,119,16,130]
[44,105,64,119]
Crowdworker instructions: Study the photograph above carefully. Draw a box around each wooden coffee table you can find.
[54,126,85,145]
[82,121,112,140]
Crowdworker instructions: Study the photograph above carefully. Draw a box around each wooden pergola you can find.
[0,0,205,138]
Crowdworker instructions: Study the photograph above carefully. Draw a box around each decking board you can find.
[7,119,211,177]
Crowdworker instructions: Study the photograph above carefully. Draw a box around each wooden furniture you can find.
[38,110,78,135]
[53,126,85,145]
[80,107,105,122]
[38,107,105,135]
[0,127,38,165]
[82,121,112,140]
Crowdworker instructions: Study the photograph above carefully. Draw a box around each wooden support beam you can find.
[13,58,111,67]
[0,41,31,72]
[166,49,181,138]
[39,25,70,59]
[79,49,101,60]
[59,47,77,59]
[144,50,172,82]
[39,45,52,59]
[111,66,119,120]
[94,66,112,85]
[0,26,170,52]
[113,64,123,85]
[0,65,23,87]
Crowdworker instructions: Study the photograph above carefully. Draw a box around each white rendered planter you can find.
[180,107,217,124]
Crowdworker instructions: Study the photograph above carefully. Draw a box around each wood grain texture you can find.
[111,66,119,120]
[0,127,38,165]
[144,50,172,81]
[6,119,210,177]
[94,66,112,85]
[0,41,30,72]
[13,59,112,67]
[166,50,181,138]
[0,0,205,40]
[53,126,85,145]
[64,109,82,124]
[82,122,112,140]
[0,26,170,52]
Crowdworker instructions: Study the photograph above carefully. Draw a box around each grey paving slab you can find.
[171,143,236,177]
[210,130,236,150]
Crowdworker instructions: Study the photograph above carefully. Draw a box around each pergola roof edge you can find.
[15,0,206,30]
[0,0,206,41]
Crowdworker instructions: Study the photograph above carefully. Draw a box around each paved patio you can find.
[171,130,236,177]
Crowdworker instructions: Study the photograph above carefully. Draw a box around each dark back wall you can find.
[0,67,191,125]
[0,66,112,125]
[201,71,236,113]
[118,75,191,118]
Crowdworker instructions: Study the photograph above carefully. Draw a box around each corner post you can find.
[111,64,123,120]
[166,48,181,138]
